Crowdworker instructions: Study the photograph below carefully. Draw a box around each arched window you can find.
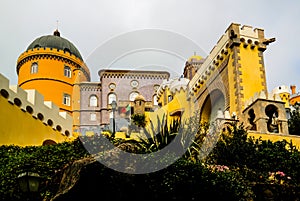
[63,93,71,106]
[31,62,38,74]
[108,93,117,105]
[64,66,72,78]
[248,109,256,130]
[265,104,279,133]
[153,95,158,106]
[129,91,139,101]
[89,95,98,107]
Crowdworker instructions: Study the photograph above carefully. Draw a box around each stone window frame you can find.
[64,65,72,78]
[89,95,98,107]
[63,93,71,106]
[107,92,117,106]
[30,62,38,74]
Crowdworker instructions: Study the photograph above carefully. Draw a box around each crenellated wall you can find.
[0,73,72,146]
[17,47,90,79]
[242,91,288,135]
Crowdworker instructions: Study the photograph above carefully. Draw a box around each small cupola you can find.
[53,29,60,37]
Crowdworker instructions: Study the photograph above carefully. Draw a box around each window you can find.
[90,113,96,121]
[168,95,173,102]
[154,84,160,91]
[89,95,98,107]
[109,83,116,90]
[63,94,71,106]
[108,93,117,104]
[129,91,139,101]
[31,62,38,74]
[248,109,256,130]
[64,66,72,78]
[153,95,158,106]
[265,104,279,133]
[130,80,139,88]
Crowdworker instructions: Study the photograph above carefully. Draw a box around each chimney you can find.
[290,85,296,95]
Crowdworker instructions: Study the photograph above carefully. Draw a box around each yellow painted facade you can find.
[280,92,291,108]
[0,72,72,146]
[0,95,67,146]
[238,43,266,108]
[151,23,300,148]
[1,23,300,149]
[249,132,300,150]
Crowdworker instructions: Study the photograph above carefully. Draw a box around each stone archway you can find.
[265,104,279,133]
[200,89,225,124]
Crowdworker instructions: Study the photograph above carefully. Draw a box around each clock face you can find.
[130,80,139,88]
[109,83,116,89]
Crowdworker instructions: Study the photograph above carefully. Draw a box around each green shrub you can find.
[0,138,88,200]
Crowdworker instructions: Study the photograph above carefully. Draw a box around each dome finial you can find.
[53,20,60,37]
[53,29,60,37]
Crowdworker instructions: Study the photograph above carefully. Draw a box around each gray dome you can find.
[26,30,83,60]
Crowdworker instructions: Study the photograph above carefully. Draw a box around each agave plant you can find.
[178,112,210,161]
[137,114,180,153]
[116,112,214,160]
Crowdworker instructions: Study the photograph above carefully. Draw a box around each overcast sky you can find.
[1,0,300,93]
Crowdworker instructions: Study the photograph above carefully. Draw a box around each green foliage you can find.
[2,118,300,200]
[153,159,253,201]
[131,113,147,128]
[288,107,300,135]
[0,138,89,200]
[206,122,300,186]
[49,158,253,201]
[179,112,210,161]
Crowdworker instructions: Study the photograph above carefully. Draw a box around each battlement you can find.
[156,77,189,101]
[16,47,90,80]
[156,78,173,99]
[188,22,273,97]
[17,47,83,64]
[0,73,72,136]
[225,23,265,40]
[244,91,284,109]
[169,77,189,94]
[188,30,229,95]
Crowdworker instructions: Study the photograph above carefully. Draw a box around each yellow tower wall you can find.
[238,42,266,106]
[17,48,90,114]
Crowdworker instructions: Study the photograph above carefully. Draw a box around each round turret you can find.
[16,30,90,116]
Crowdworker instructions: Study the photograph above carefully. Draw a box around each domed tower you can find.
[16,29,90,118]
[183,53,205,80]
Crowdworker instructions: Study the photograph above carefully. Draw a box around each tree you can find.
[288,105,300,135]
